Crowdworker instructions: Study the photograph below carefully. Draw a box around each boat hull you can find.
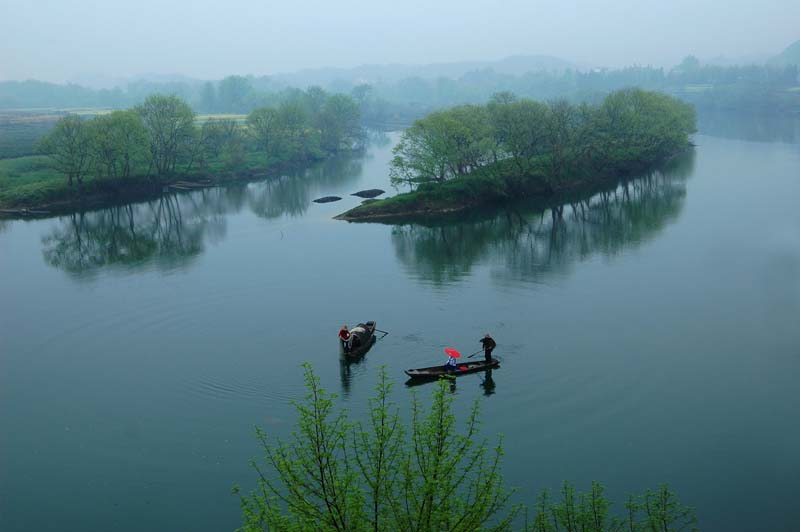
[340,321,377,358]
[405,358,499,379]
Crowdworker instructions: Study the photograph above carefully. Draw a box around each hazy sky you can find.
[1,0,798,83]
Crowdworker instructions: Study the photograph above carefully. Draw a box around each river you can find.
[1,117,799,531]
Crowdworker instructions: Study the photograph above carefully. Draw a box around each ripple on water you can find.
[182,374,302,408]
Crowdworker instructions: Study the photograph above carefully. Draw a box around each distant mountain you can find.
[272,55,582,88]
[768,40,800,66]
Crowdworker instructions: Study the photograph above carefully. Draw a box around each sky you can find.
[1,0,798,83]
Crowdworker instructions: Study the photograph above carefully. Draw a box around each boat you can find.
[340,321,377,358]
[404,358,500,379]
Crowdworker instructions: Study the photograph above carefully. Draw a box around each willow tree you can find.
[136,94,195,178]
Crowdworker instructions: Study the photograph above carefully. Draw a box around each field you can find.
[0,155,81,207]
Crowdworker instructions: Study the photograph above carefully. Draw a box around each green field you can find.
[0,155,86,207]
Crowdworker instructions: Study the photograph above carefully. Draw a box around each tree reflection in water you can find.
[248,153,365,220]
[41,192,231,278]
[391,150,695,286]
[40,146,370,277]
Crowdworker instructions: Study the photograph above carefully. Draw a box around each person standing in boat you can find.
[480,333,496,362]
[338,325,351,353]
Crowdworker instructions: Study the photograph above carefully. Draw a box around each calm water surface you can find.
[1,119,799,531]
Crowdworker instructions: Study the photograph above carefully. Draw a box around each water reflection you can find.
[339,354,366,397]
[392,150,695,286]
[248,154,364,219]
[480,369,497,396]
[41,195,227,278]
[40,151,368,277]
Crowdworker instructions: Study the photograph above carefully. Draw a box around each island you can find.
[336,89,696,222]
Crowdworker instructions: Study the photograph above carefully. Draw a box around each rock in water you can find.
[351,189,385,198]
[313,196,342,203]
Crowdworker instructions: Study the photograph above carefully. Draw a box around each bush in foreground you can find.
[236,365,697,532]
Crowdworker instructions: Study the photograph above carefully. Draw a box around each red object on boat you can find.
[444,347,461,358]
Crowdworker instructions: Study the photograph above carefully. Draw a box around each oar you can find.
[466,349,484,359]
[375,329,390,335]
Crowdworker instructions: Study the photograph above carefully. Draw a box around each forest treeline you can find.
[39,88,363,187]
[1,53,798,120]
[341,89,696,220]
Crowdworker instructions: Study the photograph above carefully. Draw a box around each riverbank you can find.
[0,153,316,218]
[335,151,689,222]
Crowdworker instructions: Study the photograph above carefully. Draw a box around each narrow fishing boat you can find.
[339,321,378,358]
[405,358,499,379]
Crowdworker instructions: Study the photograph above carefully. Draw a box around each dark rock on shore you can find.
[351,189,385,198]
[313,196,342,203]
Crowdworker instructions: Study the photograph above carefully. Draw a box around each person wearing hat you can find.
[479,333,496,362]
[338,325,351,353]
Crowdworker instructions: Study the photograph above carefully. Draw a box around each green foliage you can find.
[86,110,149,179]
[246,88,362,164]
[238,365,698,532]
[196,118,245,171]
[389,89,695,194]
[238,364,515,532]
[218,76,255,114]
[526,482,697,532]
[38,114,93,185]
[135,94,196,177]
[2,90,364,209]
[318,94,363,152]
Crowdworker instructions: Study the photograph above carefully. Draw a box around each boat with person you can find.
[339,321,378,358]
[405,358,500,380]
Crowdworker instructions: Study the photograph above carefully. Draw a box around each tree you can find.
[218,75,253,113]
[39,114,92,185]
[247,107,280,162]
[305,86,328,116]
[237,365,515,532]
[196,118,244,170]
[136,94,196,178]
[86,110,148,179]
[389,114,455,188]
[527,482,697,532]
[390,106,494,189]
[318,94,363,153]
[200,81,217,113]
[275,100,311,159]
[488,98,548,174]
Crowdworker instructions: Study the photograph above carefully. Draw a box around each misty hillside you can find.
[249,55,580,87]
[769,40,800,66]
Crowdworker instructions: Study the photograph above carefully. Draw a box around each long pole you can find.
[466,349,484,359]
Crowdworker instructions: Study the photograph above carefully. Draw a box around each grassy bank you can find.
[335,153,683,222]
[0,151,294,215]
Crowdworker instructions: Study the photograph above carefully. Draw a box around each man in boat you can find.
[480,333,496,362]
[338,325,351,353]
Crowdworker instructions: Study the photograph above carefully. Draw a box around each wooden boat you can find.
[340,321,377,358]
[405,358,499,379]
